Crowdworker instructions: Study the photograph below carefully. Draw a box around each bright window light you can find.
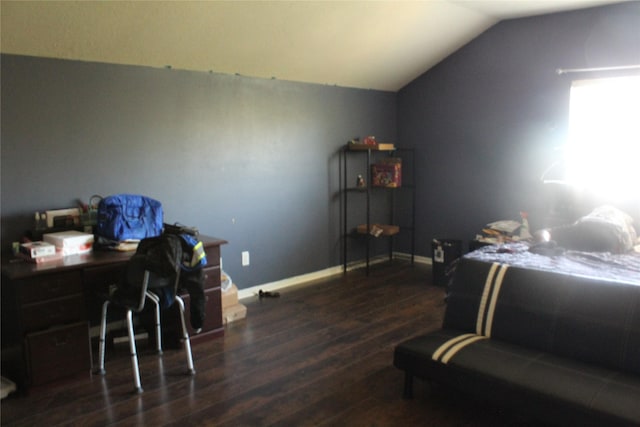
[565,75,640,201]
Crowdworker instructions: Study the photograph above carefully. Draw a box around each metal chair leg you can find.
[96,300,109,375]
[174,295,196,375]
[96,270,194,393]
[126,309,143,393]
[145,291,163,354]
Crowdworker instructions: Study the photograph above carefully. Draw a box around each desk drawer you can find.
[84,264,126,295]
[26,322,91,386]
[186,286,222,336]
[18,271,83,305]
[203,266,221,290]
[21,294,86,332]
[163,286,223,348]
[84,264,127,326]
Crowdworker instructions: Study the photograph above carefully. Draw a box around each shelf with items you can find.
[347,136,396,152]
[341,144,415,275]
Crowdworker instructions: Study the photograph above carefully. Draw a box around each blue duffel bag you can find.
[96,194,163,241]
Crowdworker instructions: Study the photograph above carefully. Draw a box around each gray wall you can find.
[399,2,640,254]
[1,55,397,288]
[3,2,639,285]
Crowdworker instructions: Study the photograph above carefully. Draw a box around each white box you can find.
[20,241,56,258]
[43,230,94,255]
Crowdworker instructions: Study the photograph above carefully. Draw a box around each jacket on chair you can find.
[115,233,206,330]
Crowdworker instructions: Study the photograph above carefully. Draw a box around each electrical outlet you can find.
[242,251,250,266]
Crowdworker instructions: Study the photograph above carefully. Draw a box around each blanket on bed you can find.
[467,242,640,285]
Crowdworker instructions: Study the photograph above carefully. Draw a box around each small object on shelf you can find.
[356,224,400,237]
[371,158,402,187]
[356,174,365,187]
[347,142,395,151]
[347,136,395,151]
[370,225,384,237]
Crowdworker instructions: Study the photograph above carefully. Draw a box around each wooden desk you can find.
[1,235,226,392]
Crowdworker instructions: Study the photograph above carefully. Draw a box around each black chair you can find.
[95,234,195,393]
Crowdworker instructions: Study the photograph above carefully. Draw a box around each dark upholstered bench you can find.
[394,257,640,426]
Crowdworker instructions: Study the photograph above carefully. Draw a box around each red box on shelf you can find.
[371,158,402,188]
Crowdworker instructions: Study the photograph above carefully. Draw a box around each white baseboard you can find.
[237,252,431,300]
[393,251,432,265]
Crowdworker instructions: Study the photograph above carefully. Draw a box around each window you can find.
[565,75,640,201]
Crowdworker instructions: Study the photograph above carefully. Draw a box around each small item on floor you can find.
[259,289,280,298]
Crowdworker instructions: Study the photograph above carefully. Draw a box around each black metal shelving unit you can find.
[341,145,415,275]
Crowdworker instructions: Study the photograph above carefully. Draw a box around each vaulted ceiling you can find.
[0,1,626,91]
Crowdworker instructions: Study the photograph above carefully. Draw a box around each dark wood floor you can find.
[1,261,533,426]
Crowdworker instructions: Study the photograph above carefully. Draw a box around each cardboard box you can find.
[43,230,94,255]
[371,158,402,187]
[221,284,239,309]
[223,303,247,325]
